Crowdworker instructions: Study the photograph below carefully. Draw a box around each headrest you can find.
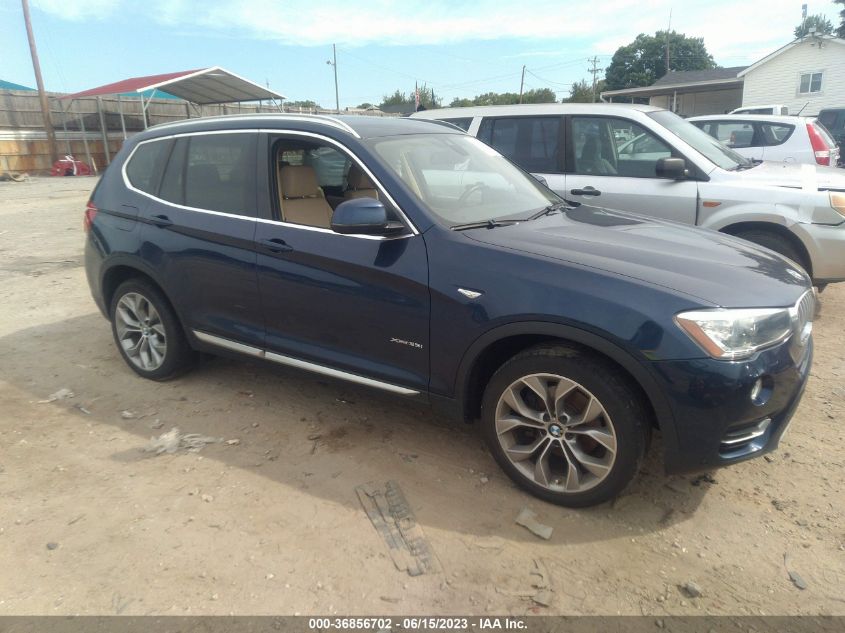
[280,165,321,199]
[347,164,376,191]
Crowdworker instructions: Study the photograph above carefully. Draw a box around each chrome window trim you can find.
[193,330,420,396]
[120,129,419,238]
[261,128,418,235]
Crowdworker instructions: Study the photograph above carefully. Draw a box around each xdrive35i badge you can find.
[390,337,424,349]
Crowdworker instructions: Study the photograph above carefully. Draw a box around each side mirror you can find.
[531,173,549,187]
[331,198,405,236]
[656,157,687,180]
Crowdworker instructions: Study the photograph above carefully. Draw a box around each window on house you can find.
[799,72,823,94]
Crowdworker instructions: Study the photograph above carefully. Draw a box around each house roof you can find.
[0,79,35,91]
[601,66,746,99]
[738,35,845,77]
[651,66,747,87]
[60,67,285,104]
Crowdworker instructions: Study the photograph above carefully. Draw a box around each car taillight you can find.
[84,200,98,232]
[807,123,831,166]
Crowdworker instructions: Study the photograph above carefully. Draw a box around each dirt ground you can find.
[0,176,843,617]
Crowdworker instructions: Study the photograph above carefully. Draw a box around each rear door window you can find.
[439,117,472,131]
[181,133,257,216]
[477,116,562,173]
[126,139,171,194]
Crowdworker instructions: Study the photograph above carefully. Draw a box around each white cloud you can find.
[31,0,843,67]
[32,0,119,20]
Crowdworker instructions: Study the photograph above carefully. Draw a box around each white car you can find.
[411,103,845,287]
[688,114,840,167]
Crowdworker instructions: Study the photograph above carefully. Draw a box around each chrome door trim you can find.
[192,330,420,396]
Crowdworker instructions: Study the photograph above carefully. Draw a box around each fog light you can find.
[750,375,773,406]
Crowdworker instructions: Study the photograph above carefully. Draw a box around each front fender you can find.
[454,320,680,459]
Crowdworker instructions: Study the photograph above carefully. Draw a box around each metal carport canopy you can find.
[60,66,285,104]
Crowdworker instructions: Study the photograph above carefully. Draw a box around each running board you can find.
[192,330,419,396]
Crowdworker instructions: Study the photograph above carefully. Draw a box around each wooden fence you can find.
[0,90,393,175]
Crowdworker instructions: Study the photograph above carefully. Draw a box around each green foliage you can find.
[604,30,715,90]
[379,84,441,110]
[356,102,375,110]
[564,79,606,103]
[794,14,834,38]
[447,88,556,107]
[285,100,320,110]
[833,0,845,37]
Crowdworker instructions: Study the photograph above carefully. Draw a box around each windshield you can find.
[369,133,559,226]
[648,110,750,171]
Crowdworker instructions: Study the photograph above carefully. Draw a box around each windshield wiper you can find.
[528,201,570,220]
[451,218,519,231]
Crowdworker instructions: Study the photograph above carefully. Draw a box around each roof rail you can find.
[150,113,361,138]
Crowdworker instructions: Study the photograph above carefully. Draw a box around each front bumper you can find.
[651,337,813,475]
[793,221,845,283]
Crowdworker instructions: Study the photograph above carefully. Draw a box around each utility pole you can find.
[665,9,672,75]
[518,65,526,104]
[588,56,600,102]
[21,0,57,165]
[326,44,340,114]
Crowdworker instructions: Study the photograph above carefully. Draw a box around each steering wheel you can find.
[458,182,487,205]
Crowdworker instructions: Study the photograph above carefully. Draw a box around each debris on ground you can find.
[38,388,74,403]
[691,473,717,486]
[121,410,138,420]
[46,542,58,550]
[355,480,441,577]
[74,404,91,415]
[143,427,221,455]
[201,494,214,503]
[225,439,241,446]
[531,590,553,607]
[784,552,808,590]
[680,580,703,598]
[515,507,553,540]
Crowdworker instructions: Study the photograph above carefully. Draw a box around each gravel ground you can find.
[0,177,843,616]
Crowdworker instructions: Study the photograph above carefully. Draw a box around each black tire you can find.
[733,229,810,274]
[480,344,650,507]
[109,278,195,381]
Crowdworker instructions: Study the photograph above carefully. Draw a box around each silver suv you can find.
[412,104,845,287]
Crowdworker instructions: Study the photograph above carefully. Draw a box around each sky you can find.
[1,0,842,108]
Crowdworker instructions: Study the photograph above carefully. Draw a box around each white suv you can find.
[411,104,845,287]
[688,114,840,167]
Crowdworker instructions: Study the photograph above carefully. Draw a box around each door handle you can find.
[259,238,293,253]
[569,186,601,197]
[150,214,173,227]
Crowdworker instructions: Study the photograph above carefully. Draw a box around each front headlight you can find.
[675,308,793,359]
[831,192,845,218]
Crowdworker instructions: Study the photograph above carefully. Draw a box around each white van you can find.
[411,103,845,286]
[730,105,789,115]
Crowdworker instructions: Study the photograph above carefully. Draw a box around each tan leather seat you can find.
[344,165,379,200]
[279,165,333,228]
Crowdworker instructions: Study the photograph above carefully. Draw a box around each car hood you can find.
[728,160,845,191]
[465,205,810,308]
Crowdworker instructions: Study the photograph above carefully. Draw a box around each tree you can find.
[284,100,320,111]
[605,30,715,90]
[835,0,845,37]
[522,88,557,103]
[794,14,834,38]
[564,79,606,103]
[447,88,556,107]
[379,84,441,110]
[356,102,375,109]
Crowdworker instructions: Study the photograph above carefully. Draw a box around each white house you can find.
[739,35,845,115]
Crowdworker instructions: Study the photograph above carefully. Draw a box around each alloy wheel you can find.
[494,373,617,493]
[115,292,167,371]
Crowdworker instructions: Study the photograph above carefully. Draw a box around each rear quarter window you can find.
[125,139,171,194]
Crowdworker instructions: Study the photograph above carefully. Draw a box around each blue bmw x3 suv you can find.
[84,114,814,506]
